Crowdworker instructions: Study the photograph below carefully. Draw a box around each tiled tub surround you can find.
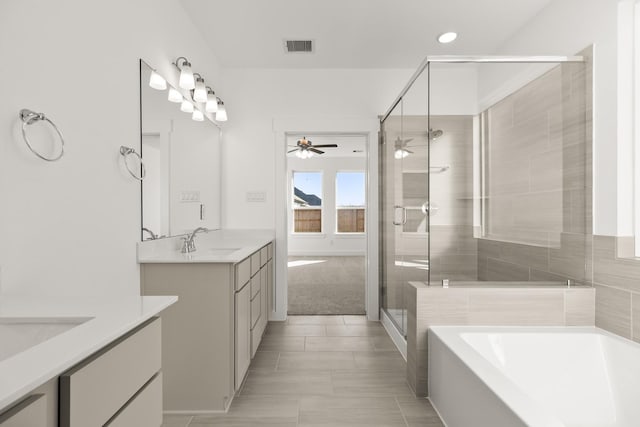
[406,282,595,397]
[593,235,640,341]
[0,295,177,412]
[429,326,640,427]
[288,256,365,315]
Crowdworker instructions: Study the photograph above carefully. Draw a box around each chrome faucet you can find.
[142,227,158,240]
[181,227,209,253]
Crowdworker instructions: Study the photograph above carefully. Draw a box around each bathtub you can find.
[428,326,640,427]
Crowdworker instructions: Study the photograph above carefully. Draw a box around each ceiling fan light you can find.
[395,148,409,159]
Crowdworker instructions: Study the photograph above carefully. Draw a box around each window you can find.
[336,172,366,233]
[292,171,323,233]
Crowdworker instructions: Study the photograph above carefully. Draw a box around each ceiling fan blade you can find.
[311,144,338,148]
[405,149,414,154]
[287,149,299,153]
[309,148,324,154]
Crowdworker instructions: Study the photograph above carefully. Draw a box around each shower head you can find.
[429,129,443,140]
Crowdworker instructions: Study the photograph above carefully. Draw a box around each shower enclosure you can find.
[379,54,590,336]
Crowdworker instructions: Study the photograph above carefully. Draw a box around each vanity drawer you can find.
[250,252,260,276]
[0,394,46,427]
[60,318,161,427]
[235,258,251,291]
[250,274,260,299]
[267,243,273,260]
[260,246,268,267]
[250,292,261,329]
[251,325,262,358]
[105,373,162,427]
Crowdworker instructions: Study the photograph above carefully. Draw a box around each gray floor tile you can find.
[305,336,376,351]
[326,325,388,337]
[370,335,400,351]
[266,324,327,336]
[298,396,406,427]
[189,396,299,426]
[397,396,445,427]
[288,315,346,325]
[353,351,407,372]
[331,371,414,397]
[258,336,305,352]
[241,370,334,396]
[249,351,279,371]
[342,315,371,325]
[161,414,192,427]
[277,351,356,371]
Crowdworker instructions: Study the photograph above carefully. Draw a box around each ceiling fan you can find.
[288,137,338,159]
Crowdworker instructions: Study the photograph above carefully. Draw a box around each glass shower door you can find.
[380,95,430,336]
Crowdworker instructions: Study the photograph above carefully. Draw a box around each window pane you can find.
[293,172,322,232]
[336,172,365,233]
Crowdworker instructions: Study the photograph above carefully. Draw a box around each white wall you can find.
[0,0,222,295]
[488,0,620,235]
[288,156,367,256]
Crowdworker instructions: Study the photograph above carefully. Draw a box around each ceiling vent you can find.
[284,40,313,53]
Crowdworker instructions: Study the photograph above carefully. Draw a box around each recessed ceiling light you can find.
[437,32,458,44]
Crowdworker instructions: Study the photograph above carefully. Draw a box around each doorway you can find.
[286,134,368,315]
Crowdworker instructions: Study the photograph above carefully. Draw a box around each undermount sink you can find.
[193,248,241,256]
[0,317,92,362]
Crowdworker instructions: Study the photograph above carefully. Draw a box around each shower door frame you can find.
[378,55,586,336]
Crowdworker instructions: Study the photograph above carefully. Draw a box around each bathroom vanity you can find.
[0,295,176,427]
[138,229,275,412]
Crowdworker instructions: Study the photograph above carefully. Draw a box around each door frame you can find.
[272,117,380,321]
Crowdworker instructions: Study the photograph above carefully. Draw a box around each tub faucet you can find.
[182,227,209,253]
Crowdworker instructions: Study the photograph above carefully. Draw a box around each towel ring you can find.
[120,146,145,181]
[19,109,65,161]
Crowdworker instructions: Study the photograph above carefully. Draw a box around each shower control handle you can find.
[393,205,407,226]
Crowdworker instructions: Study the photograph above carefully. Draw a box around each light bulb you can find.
[149,71,166,90]
[192,110,204,121]
[394,149,409,159]
[180,100,194,113]
[295,150,304,159]
[178,60,195,89]
[216,101,227,121]
[437,32,457,44]
[193,75,207,103]
[168,88,183,103]
[205,88,218,113]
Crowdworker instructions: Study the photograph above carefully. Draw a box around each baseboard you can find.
[380,309,407,360]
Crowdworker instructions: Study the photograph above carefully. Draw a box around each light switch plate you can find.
[180,191,201,203]
[246,191,266,202]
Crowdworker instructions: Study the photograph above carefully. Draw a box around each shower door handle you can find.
[393,205,407,226]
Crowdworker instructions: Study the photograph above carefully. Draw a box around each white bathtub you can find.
[428,326,640,427]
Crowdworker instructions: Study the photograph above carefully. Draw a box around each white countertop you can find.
[137,229,274,264]
[0,295,177,411]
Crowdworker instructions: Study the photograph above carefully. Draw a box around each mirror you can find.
[139,60,221,240]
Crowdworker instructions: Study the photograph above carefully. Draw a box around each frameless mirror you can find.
[139,60,221,240]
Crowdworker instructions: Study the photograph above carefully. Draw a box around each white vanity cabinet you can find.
[140,240,274,412]
[0,394,47,427]
[59,318,162,427]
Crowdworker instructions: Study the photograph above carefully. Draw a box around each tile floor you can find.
[162,315,444,427]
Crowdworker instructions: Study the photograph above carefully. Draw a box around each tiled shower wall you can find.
[476,47,593,286]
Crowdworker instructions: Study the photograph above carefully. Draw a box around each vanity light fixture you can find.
[180,99,194,113]
[193,74,207,103]
[192,109,204,121]
[205,87,218,113]
[174,57,195,90]
[167,87,183,103]
[437,32,458,44]
[215,99,228,122]
[149,70,167,90]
